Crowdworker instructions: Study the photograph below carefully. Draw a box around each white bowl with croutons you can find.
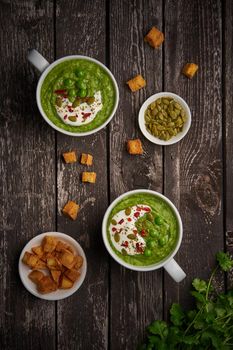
[18,232,87,301]
[138,92,191,145]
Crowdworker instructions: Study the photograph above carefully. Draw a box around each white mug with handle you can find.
[102,189,186,283]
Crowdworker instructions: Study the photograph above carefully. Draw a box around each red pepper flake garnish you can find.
[136,206,142,211]
[64,114,68,120]
[136,243,144,253]
[143,207,151,212]
[112,227,117,232]
[127,218,132,222]
[140,229,147,237]
[121,241,128,247]
[68,108,74,113]
[134,212,140,218]
[118,219,124,225]
[82,112,91,119]
[54,89,67,95]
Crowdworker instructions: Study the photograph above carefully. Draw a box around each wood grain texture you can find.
[0,1,56,349]
[163,0,224,311]
[55,1,109,349]
[109,1,163,348]
[224,0,233,288]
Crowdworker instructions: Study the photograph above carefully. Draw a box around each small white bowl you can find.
[138,92,191,145]
[18,232,87,301]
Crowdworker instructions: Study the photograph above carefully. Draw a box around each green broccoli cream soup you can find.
[107,193,179,266]
[40,59,116,133]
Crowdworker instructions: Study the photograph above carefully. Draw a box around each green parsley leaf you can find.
[216,251,233,271]
[147,321,168,339]
[192,278,208,293]
[170,303,185,326]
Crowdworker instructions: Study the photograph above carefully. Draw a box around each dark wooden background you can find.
[0,0,232,349]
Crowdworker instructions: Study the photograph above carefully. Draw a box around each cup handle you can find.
[164,258,186,283]
[27,49,50,73]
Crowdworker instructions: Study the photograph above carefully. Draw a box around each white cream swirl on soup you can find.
[109,205,151,255]
[55,91,103,126]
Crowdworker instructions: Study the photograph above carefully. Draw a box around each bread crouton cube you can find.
[34,259,47,270]
[62,201,80,220]
[55,240,69,252]
[74,255,84,270]
[37,276,58,294]
[31,245,44,258]
[144,26,164,48]
[60,275,74,289]
[64,268,80,283]
[60,250,75,269]
[42,236,57,253]
[62,151,77,164]
[22,252,39,268]
[50,270,61,284]
[127,139,143,155]
[47,257,61,270]
[82,172,96,183]
[127,74,146,92]
[28,270,44,284]
[182,63,198,79]
[80,153,93,166]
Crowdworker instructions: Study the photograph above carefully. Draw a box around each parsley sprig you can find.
[139,252,233,350]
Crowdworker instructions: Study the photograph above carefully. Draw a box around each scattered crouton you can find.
[34,259,47,270]
[22,252,39,268]
[64,268,80,283]
[31,245,44,258]
[28,270,44,284]
[182,63,198,79]
[59,249,75,269]
[62,200,80,221]
[50,270,61,284]
[37,276,58,294]
[144,26,164,48]
[82,172,96,183]
[42,236,57,253]
[74,255,84,270]
[127,139,144,155]
[60,275,74,289]
[127,74,146,92]
[62,151,77,164]
[80,153,93,166]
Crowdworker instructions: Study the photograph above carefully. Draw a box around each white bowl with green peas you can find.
[138,92,191,145]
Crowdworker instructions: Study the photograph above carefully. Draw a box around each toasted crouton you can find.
[64,269,80,283]
[80,153,93,166]
[42,236,57,253]
[127,139,143,155]
[62,151,77,164]
[60,275,74,289]
[22,252,39,268]
[50,270,61,284]
[82,172,96,183]
[34,259,47,270]
[28,270,44,284]
[144,26,164,48]
[59,250,75,269]
[126,74,146,92]
[31,245,44,258]
[37,276,58,294]
[182,63,198,79]
[62,201,80,220]
[74,255,84,270]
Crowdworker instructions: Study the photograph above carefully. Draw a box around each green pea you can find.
[87,96,95,105]
[127,234,136,240]
[121,248,127,255]
[72,98,81,108]
[149,228,159,238]
[55,97,62,107]
[159,236,168,246]
[68,115,77,122]
[64,78,74,88]
[114,233,120,243]
[78,88,87,97]
[147,240,156,249]
[144,248,152,257]
[154,216,163,225]
[111,219,117,225]
[146,213,154,222]
[75,69,85,78]
[68,89,77,98]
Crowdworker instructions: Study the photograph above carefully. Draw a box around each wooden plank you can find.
[55,1,109,349]
[224,0,233,287]
[109,0,163,348]
[163,0,224,311]
[0,1,56,349]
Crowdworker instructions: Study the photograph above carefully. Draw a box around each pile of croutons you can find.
[22,236,83,294]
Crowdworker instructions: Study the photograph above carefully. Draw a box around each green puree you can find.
[40,59,116,132]
[107,193,179,266]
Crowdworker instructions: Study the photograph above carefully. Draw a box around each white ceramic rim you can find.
[138,92,191,145]
[18,232,87,300]
[102,189,183,271]
[36,55,119,136]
